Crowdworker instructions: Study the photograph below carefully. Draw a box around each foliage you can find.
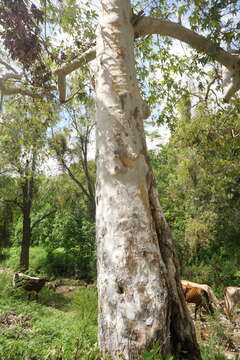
[136,0,240,123]
[35,207,96,280]
[151,102,240,287]
[49,101,96,221]
[2,247,47,274]
[2,241,97,282]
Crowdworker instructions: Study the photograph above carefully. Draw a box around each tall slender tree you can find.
[0,99,58,270]
[50,103,96,221]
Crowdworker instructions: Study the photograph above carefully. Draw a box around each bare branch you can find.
[231,129,240,138]
[56,72,66,103]
[223,72,240,102]
[0,78,40,97]
[55,46,96,102]
[0,74,54,99]
[135,17,238,69]
[135,16,240,101]
[0,58,18,74]
[55,46,96,77]
[1,73,22,81]
[205,77,217,102]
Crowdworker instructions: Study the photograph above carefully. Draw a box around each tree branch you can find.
[223,73,240,102]
[0,58,18,74]
[55,47,96,77]
[1,17,239,102]
[1,73,22,81]
[134,17,240,101]
[63,161,90,199]
[0,75,53,99]
[31,209,57,231]
[0,198,23,209]
[55,46,96,102]
[135,17,238,69]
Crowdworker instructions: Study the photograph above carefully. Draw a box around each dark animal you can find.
[182,284,214,320]
[13,273,48,300]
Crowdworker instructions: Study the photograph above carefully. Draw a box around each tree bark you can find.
[19,162,35,271]
[20,197,31,271]
[95,0,201,359]
[0,203,12,249]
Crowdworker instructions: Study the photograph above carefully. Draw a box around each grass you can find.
[0,272,100,360]
[1,246,48,275]
[0,257,233,360]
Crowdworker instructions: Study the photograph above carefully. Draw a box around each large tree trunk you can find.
[95,1,201,359]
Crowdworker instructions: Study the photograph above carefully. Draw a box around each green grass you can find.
[0,272,100,360]
[0,258,231,360]
[1,246,48,276]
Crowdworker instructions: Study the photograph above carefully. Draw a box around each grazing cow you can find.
[13,273,48,300]
[224,286,240,319]
[181,280,220,309]
[182,284,214,319]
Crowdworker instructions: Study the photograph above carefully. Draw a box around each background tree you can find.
[28,174,96,280]
[0,192,14,258]
[50,100,96,221]
[152,99,240,288]
[0,99,58,270]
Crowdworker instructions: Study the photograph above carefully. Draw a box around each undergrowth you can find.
[0,259,231,360]
[0,272,99,360]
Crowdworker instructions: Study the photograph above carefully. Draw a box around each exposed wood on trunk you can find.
[95,1,201,359]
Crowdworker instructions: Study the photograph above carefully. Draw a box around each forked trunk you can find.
[95,0,201,359]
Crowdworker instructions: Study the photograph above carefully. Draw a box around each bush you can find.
[1,245,97,281]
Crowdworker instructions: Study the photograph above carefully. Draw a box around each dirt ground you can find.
[187,304,240,360]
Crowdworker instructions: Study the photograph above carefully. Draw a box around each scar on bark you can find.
[120,157,134,168]
[126,251,138,275]
[133,106,139,119]
[117,284,124,294]
[139,182,149,207]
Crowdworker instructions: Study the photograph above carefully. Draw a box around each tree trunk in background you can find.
[95,0,201,359]
[20,170,34,270]
[0,203,12,249]
[20,200,31,271]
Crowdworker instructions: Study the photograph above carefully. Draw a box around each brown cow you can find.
[224,286,240,320]
[182,284,214,320]
[181,280,220,309]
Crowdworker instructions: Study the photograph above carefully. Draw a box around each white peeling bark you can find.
[135,17,238,70]
[135,17,240,102]
[55,47,96,102]
[95,1,201,359]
